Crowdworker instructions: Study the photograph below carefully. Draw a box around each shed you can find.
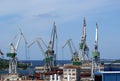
[94,71,120,81]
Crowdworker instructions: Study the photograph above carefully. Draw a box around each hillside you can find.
[0,59,28,70]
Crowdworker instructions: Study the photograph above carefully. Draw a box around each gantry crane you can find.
[7,29,28,74]
[79,18,89,64]
[46,22,57,67]
[62,39,81,66]
[92,23,100,71]
[28,38,51,72]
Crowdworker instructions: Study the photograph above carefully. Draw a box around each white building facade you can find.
[63,65,80,81]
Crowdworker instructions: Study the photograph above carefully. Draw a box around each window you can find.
[72,73,76,75]
[64,77,67,79]
[72,77,75,79]
[64,69,67,71]
[72,69,74,71]
[69,69,71,71]
[64,73,67,75]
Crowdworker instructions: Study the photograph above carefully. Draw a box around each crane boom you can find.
[79,17,89,64]
[28,38,51,72]
[46,22,58,67]
[62,39,80,65]
[62,39,73,55]
[28,38,46,57]
[92,23,100,58]
[13,28,28,51]
[36,40,46,57]
[94,23,98,50]
[19,28,28,44]
[82,17,86,41]
[28,40,36,48]
[92,23,100,72]
[48,22,57,50]
[15,35,22,51]
[70,40,78,54]
[39,38,47,48]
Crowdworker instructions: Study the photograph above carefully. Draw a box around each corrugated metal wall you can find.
[95,72,120,81]
[103,73,120,81]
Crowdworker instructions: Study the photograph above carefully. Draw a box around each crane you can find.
[46,22,58,67]
[91,23,100,78]
[79,17,89,64]
[62,39,81,65]
[28,38,51,72]
[7,29,28,74]
[92,23,100,71]
[0,49,4,58]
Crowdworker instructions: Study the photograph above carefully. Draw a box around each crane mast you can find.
[94,23,98,50]
[7,29,28,74]
[46,22,57,67]
[79,18,89,64]
[92,23,100,71]
[62,39,81,66]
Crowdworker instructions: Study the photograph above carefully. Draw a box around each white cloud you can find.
[0,0,119,25]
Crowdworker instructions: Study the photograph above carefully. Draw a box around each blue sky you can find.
[0,0,120,60]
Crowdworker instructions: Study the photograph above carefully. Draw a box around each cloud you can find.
[0,0,119,24]
[33,13,59,19]
[0,14,22,22]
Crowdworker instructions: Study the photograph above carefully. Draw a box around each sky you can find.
[0,0,120,60]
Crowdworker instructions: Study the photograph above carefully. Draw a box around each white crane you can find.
[7,29,28,74]
[91,23,100,79]
[62,39,81,65]
[92,23,100,71]
[28,22,58,72]
[79,18,89,64]
[46,22,58,67]
[28,38,51,72]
